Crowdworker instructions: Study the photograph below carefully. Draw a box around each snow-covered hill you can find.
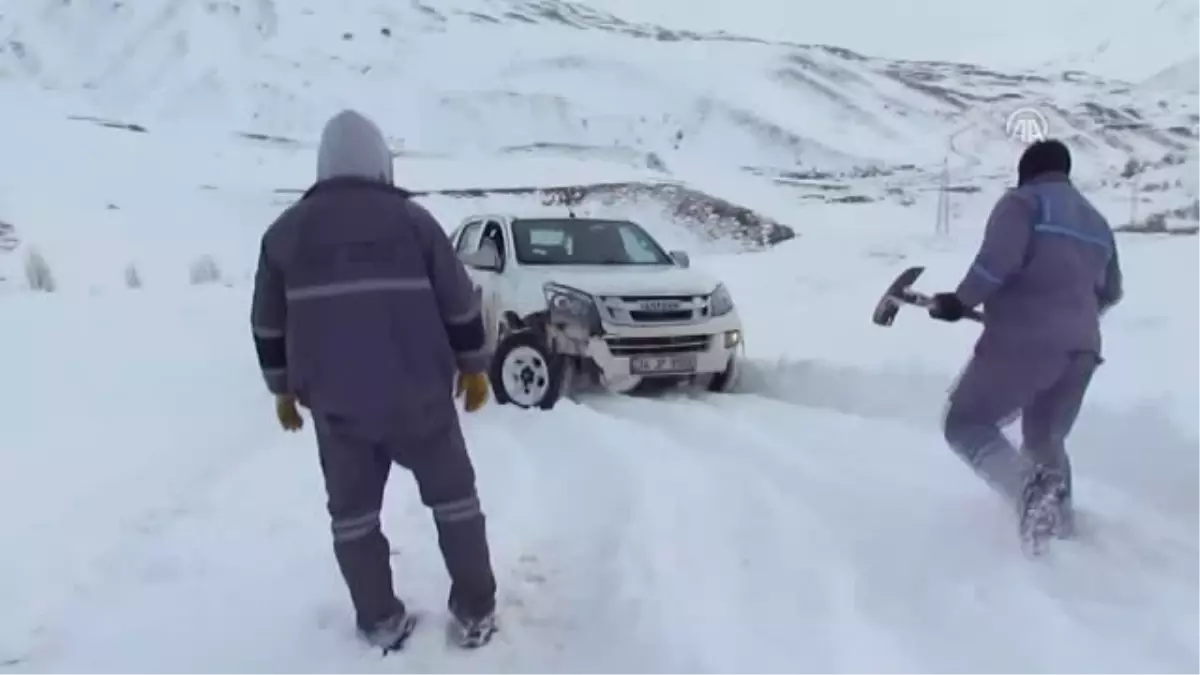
[0,0,1196,672]
[1,0,1195,176]
[0,0,1195,277]
[583,0,1200,82]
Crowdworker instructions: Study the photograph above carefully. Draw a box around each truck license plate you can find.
[629,354,698,375]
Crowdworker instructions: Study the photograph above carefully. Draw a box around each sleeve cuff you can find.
[955,268,998,308]
[262,368,289,395]
[454,348,492,375]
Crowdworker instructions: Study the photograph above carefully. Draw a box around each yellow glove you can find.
[275,393,304,431]
[455,372,490,413]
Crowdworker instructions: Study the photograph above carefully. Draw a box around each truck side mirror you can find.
[460,247,502,271]
[669,250,690,268]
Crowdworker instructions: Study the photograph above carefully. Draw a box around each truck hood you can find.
[521,265,720,297]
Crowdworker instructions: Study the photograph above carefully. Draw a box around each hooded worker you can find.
[250,109,498,650]
[927,138,1123,551]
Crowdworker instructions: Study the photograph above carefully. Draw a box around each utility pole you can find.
[935,155,951,236]
[1129,173,1140,227]
[1119,156,1144,228]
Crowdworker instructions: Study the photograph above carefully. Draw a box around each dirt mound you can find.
[275,180,796,249]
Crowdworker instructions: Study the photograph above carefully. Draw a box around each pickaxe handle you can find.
[894,289,984,323]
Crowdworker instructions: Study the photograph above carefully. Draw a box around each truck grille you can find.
[605,334,711,356]
[600,295,710,325]
[629,309,693,322]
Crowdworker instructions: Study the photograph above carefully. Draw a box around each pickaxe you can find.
[871,265,983,326]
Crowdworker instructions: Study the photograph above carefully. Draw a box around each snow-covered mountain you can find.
[0,0,1195,283]
[0,3,1196,671]
[1,0,1195,176]
[583,0,1200,82]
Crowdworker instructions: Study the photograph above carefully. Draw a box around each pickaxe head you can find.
[872,265,924,327]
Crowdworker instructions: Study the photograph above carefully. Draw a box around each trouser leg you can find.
[389,417,497,620]
[314,414,403,631]
[942,353,1051,507]
[1020,351,1100,527]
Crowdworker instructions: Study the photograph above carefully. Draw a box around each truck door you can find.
[473,220,509,347]
[453,220,493,339]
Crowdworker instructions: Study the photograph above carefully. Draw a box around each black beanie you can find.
[1017,139,1071,186]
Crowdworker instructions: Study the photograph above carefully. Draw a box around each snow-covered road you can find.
[1,275,1195,672]
[0,0,1196,667]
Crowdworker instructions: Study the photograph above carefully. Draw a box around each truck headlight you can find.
[544,282,601,333]
[710,283,734,317]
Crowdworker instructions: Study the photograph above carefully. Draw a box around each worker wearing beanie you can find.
[927,139,1124,554]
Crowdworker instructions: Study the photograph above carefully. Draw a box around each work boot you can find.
[448,597,497,648]
[357,608,418,653]
[1019,468,1069,554]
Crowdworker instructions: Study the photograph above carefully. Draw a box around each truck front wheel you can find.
[705,354,741,393]
[489,330,566,410]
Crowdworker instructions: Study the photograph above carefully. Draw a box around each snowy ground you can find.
[1,1,1197,672]
[1,169,1196,672]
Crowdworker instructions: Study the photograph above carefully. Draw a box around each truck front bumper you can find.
[582,314,744,379]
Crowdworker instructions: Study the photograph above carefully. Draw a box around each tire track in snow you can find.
[692,391,1199,672]
[292,408,602,674]
[2,382,286,669]
[729,372,1200,578]
[583,394,919,672]
[388,400,728,672]
[12,413,327,672]
[587,390,1182,671]
[20,398,673,672]
[737,357,1199,528]
[443,403,654,672]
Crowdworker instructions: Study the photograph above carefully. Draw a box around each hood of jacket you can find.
[316,109,394,184]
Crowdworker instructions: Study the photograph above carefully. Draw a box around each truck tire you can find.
[489,330,565,410]
[705,354,741,393]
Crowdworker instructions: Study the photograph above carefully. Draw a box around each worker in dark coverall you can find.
[927,139,1123,547]
[250,109,498,650]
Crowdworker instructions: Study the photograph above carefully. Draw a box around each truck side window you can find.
[480,221,506,271]
[455,221,483,254]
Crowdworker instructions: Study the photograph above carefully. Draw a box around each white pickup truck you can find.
[451,213,744,409]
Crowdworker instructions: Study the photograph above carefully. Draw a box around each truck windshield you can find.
[510,218,674,266]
